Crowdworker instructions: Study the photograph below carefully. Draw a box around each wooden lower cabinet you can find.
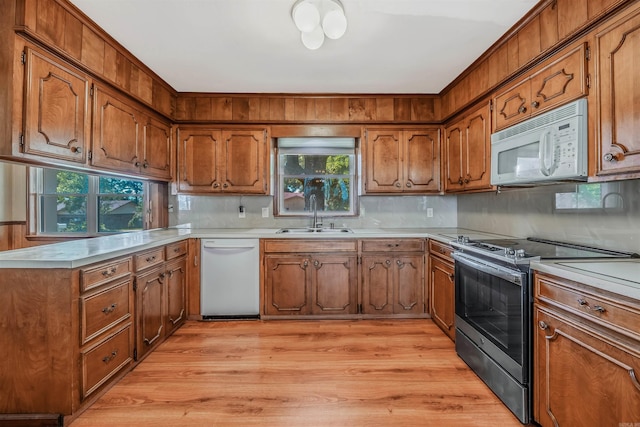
[533,272,640,426]
[165,257,187,336]
[264,253,357,316]
[429,256,455,340]
[360,239,426,317]
[135,264,165,360]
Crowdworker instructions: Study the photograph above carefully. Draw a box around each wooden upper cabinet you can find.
[177,127,268,194]
[364,127,440,194]
[221,129,268,194]
[22,46,90,164]
[92,84,172,180]
[443,101,492,193]
[91,85,141,176]
[142,117,172,180]
[494,42,588,131]
[595,3,640,177]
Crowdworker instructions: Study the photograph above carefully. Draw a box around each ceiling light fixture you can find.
[292,0,347,50]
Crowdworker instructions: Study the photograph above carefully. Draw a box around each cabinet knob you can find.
[223,183,229,189]
[406,182,412,188]
[143,161,149,169]
[604,152,623,162]
[71,146,82,154]
[385,259,391,266]
[518,105,527,114]
[134,161,141,167]
[531,101,540,108]
[458,178,464,185]
[313,260,320,267]
[538,321,548,330]
[395,182,401,188]
[213,182,220,188]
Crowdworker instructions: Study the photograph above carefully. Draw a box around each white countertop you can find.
[531,258,640,301]
[0,226,510,269]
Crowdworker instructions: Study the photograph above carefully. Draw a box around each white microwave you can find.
[490,98,588,186]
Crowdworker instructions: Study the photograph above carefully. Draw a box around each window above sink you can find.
[275,137,358,218]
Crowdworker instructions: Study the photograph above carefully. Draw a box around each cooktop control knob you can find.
[515,249,526,258]
[505,248,516,257]
[457,235,470,244]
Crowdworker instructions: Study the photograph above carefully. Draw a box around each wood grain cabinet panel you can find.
[443,101,492,193]
[595,3,640,177]
[533,272,640,426]
[165,257,186,336]
[22,46,89,164]
[361,239,426,317]
[494,42,588,131]
[310,255,358,315]
[80,278,132,344]
[363,128,440,194]
[177,127,268,194]
[92,84,172,180]
[264,255,312,316]
[135,265,165,360]
[429,255,455,341]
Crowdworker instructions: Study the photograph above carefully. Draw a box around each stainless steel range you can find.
[450,236,636,424]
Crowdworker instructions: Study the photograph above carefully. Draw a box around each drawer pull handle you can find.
[102,350,118,364]
[577,298,588,306]
[102,303,118,314]
[102,267,117,277]
[146,255,156,263]
[592,305,606,313]
[173,247,181,253]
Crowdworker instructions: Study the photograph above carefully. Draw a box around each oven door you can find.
[452,252,529,382]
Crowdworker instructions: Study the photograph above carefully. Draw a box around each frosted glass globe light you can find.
[292,1,320,33]
[301,25,325,50]
[322,8,347,39]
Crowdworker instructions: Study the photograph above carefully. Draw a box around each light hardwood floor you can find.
[71,320,523,426]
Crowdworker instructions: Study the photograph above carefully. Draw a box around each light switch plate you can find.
[427,208,433,218]
[262,207,269,218]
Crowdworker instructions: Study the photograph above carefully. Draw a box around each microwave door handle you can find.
[539,130,552,176]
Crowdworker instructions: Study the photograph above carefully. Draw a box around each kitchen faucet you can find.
[309,194,321,229]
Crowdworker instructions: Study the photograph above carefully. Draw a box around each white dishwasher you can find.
[200,239,260,319]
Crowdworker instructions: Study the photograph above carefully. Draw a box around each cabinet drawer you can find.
[134,247,165,271]
[536,275,640,339]
[429,240,454,261]
[81,257,132,292]
[80,279,133,344]
[263,239,357,253]
[81,323,133,400]
[165,240,188,260]
[361,239,425,252]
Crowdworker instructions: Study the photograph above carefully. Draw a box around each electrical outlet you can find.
[262,207,269,218]
[427,208,433,218]
[238,205,246,218]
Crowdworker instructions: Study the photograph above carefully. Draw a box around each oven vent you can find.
[492,98,587,142]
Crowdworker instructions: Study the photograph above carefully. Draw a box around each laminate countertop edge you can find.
[0,227,511,269]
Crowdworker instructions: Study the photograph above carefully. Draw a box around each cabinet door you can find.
[361,255,394,315]
[595,6,640,176]
[529,43,588,117]
[177,128,220,193]
[404,129,440,193]
[443,121,465,192]
[22,47,89,163]
[136,266,165,360]
[494,79,531,131]
[364,129,403,193]
[264,255,311,315]
[92,85,141,175]
[394,255,424,315]
[142,117,172,180]
[310,255,357,315]
[220,129,267,194]
[463,103,492,191]
[534,307,640,426]
[165,257,186,336]
[430,256,455,340]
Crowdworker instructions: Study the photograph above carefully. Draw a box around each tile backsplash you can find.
[457,180,640,253]
[169,194,457,229]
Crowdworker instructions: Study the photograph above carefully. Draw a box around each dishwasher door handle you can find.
[202,244,257,250]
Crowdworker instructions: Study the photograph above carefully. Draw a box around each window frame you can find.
[274,137,360,218]
[28,167,149,238]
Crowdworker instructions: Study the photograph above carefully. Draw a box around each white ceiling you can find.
[68,0,539,94]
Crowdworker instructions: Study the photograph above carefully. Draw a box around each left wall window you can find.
[30,168,146,236]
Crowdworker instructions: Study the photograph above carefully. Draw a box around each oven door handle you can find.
[452,252,524,285]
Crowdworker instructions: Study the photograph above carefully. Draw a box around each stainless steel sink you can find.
[276,227,353,234]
